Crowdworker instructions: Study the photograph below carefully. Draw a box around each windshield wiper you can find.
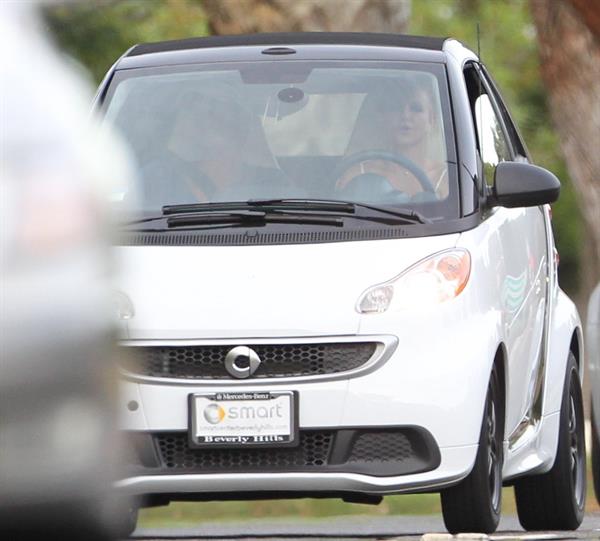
[258,198,431,224]
[162,199,354,215]
[127,210,343,229]
[162,198,430,224]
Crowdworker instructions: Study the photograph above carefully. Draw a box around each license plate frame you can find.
[188,391,298,449]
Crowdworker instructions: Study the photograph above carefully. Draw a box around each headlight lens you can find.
[114,290,134,320]
[357,249,471,313]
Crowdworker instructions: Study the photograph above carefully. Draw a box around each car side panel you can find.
[456,206,545,439]
[544,289,583,414]
[504,288,582,478]
[499,205,548,434]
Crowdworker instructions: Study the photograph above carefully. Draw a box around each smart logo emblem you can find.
[224,346,261,379]
[203,403,226,425]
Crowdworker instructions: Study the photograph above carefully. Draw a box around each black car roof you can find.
[127,32,447,58]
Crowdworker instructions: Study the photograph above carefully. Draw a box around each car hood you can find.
[116,233,459,339]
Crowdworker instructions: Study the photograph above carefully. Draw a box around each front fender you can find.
[544,288,583,416]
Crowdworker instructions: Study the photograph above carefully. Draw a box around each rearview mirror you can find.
[490,162,560,208]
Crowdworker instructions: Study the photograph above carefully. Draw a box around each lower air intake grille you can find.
[347,431,412,463]
[156,431,333,470]
[145,428,440,477]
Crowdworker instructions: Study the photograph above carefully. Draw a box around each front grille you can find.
[140,428,440,477]
[120,342,377,380]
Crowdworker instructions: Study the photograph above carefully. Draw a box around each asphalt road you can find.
[130,514,600,540]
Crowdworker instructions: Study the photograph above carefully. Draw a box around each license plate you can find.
[189,391,297,448]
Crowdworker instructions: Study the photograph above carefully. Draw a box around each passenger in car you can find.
[141,92,289,207]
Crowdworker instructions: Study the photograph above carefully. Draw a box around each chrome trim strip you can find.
[508,415,539,451]
[118,335,398,387]
[115,469,468,496]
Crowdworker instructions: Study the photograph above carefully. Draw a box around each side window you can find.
[464,63,512,187]
[474,93,512,185]
[480,67,529,160]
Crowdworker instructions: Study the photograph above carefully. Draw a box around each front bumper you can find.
[117,330,492,496]
[117,444,476,496]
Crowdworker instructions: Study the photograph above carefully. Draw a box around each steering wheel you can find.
[330,149,436,194]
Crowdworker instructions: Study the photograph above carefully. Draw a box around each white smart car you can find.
[100,33,586,534]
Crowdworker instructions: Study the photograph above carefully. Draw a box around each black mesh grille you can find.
[145,428,440,477]
[121,342,377,379]
[347,431,412,463]
[155,431,333,471]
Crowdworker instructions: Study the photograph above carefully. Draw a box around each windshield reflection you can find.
[103,62,457,220]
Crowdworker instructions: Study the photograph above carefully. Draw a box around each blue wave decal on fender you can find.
[502,270,527,313]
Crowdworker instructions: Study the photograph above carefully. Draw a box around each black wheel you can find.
[112,501,139,539]
[592,406,600,505]
[441,366,503,534]
[514,351,585,530]
[78,496,138,540]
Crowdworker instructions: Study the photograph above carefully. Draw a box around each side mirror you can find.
[490,162,560,208]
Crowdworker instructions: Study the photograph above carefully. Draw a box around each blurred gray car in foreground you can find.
[0,3,135,539]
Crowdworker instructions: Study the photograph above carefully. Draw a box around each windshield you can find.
[103,61,458,221]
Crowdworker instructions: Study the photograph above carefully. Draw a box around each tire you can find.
[514,351,585,530]
[78,496,139,540]
[113,503,139,539]
[441,366,503,534]
[592,406,600,505]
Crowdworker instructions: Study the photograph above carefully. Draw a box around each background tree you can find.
[44,0,207,83]
[201,0,410,34]
[530,0,600,298]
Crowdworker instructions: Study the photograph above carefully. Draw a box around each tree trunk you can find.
[530,0,600,297]
[201,0,410,35]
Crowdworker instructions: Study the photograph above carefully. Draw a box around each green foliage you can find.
[137,458,599,524]
[43,0,207,84]
[410,0,582,294]
[139,487,526,525]
[139,494,440,526]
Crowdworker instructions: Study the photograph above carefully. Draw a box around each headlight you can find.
[114,290,134,320]
[356,249,471,314]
